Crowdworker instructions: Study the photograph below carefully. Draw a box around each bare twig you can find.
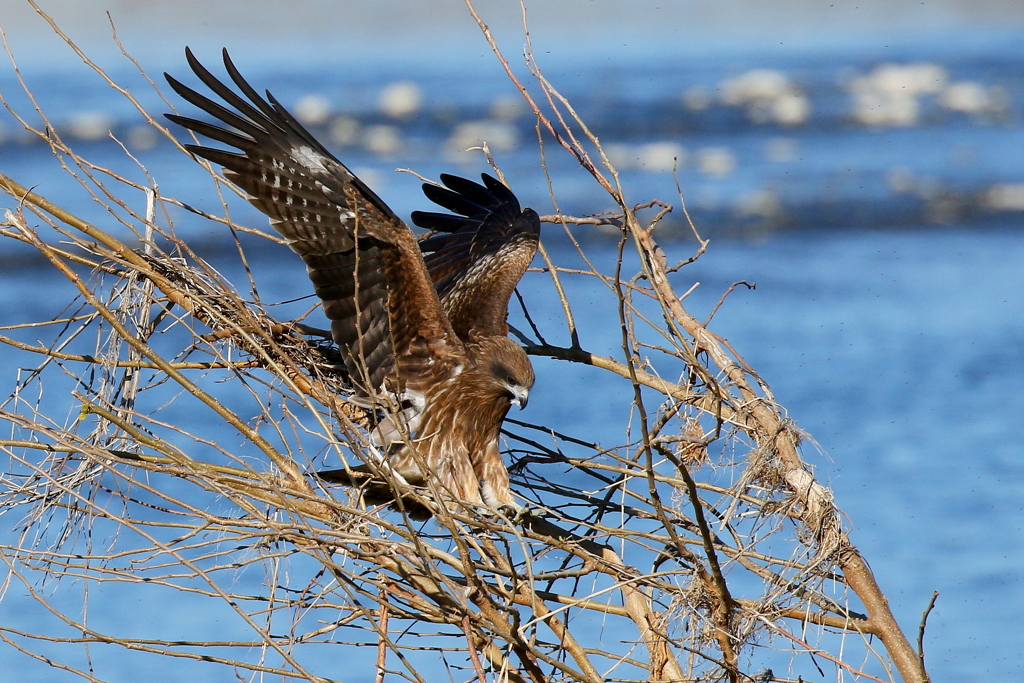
[0,4,931,683]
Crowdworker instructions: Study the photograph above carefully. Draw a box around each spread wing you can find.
[164,48,464,397]
[412,174,540,340]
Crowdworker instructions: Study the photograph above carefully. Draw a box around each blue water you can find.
[2,229,1021,680]
[689,230,1024,677]
[2,26,1024,238]
[2,19,1024,682]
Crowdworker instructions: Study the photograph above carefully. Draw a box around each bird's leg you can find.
[496,503,531,525]
[473,439,520,510]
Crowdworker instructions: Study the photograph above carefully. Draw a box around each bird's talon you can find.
[497,504,531,523]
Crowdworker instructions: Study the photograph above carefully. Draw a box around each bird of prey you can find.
[165,48,539,513]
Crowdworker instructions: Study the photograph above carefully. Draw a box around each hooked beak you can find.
[510,386,529,410]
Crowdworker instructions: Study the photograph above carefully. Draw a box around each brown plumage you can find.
[165,49,539,512]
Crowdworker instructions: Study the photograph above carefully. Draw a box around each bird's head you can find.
[482,337,535,411]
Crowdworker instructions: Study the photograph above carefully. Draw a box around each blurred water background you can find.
[1,0,1022,680]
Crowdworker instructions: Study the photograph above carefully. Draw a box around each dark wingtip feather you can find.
[412,211,486,233]
[480,173,519,207]
[163,72,189,98]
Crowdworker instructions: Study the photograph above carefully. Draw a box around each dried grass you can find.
[0,2,930,682]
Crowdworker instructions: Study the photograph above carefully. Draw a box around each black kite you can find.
[165,49,539,513]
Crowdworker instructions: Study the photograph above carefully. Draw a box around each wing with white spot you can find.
[165,48,463,395]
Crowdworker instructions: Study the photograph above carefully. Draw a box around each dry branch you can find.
[0,3,930,682]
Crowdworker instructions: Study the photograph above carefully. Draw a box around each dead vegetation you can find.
[0,2,931,682]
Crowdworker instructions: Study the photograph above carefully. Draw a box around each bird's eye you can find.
[507,375,517,385]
